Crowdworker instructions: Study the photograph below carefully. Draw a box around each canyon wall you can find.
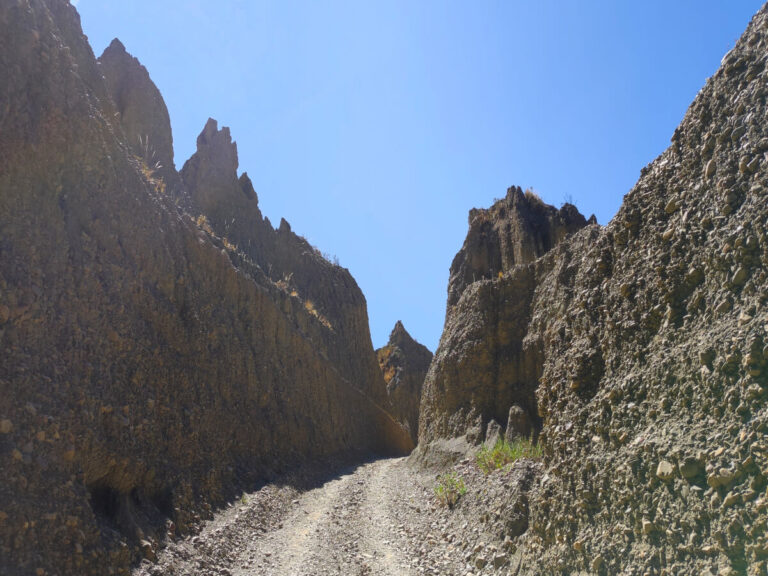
[0,2,410,575]
[419,6,768,574]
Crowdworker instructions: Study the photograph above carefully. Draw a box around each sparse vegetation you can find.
[434,472,467,508]
[195,213,214,235]
[135,134,165,194]
[476,437,542,474]
[524,187,544,206]
[303,298,333,330]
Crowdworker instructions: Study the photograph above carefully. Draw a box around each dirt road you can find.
[232,458,415,576]
[133,455,531,576]
[133,457,466,576]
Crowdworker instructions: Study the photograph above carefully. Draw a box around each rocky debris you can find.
[389,456,542,576]
[376,321,433,444]
[418,4,768,574]
[0,2,410,575]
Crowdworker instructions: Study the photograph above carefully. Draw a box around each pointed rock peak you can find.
[278,217,291,233]
[197,118,238,161]
[239,172,258,202]
[99,38,143,74]
[199,117,220,143]
[191,117,239,174]
[388,321,419,349]
[99,38,143,79]
[198,118,233,148]
[503,185,555,213]
[98,37,176,173]
[505,185,525,203]
[449,184,589,308]
[390,320,408,339]
[104,38,127,56]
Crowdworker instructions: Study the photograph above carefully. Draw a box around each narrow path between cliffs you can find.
[133,456,504,576]
[233,458,412,576]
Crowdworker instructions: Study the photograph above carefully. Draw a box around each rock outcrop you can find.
[98,38,178,191]
[181,118,391,408]
[420,189,589,445]
[376,321,433,444]
[0,2,410,575]
[446,187,590,309]
[419,4,768,574]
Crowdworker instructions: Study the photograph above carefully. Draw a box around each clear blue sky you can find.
[75,0,762,352]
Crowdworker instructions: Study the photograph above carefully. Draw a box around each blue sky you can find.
[75,1,763,351]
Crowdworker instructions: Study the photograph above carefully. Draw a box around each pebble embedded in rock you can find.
[664,199,679,214]
[642,519,656,535]
[678,457,702,479]
[656,460,676,481]
[731,266,748,286]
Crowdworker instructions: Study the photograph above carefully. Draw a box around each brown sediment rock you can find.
[418,5,768,574]
[0,2,410,575]
[376,321,433,444]
[419,189,589,446]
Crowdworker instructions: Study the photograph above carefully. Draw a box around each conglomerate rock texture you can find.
[376,321,433,444]
[420,6,768,575]
[0,2,410,575]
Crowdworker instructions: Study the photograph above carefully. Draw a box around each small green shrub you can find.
[476,437,542,474]
[434,472,467,508]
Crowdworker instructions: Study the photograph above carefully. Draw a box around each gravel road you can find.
[133,456,534,576]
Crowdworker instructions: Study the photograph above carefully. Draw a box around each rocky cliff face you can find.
[0,2,410,575]
[446,187,590,309]
[376,321,433,444]
[98,38,179,193]
[181,118,391,409]
[420,5,768,574]
[420,189,589,445]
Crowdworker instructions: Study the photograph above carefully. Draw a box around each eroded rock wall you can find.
[420,6,768,574]
[0,2,410,575]
[420,189,588,445]
[376,321,433,444]
[98,38,178,191]
[180,118,391,409]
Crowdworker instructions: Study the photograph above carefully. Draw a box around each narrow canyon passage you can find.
[233,458,414,576]
[133,458,482,576]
